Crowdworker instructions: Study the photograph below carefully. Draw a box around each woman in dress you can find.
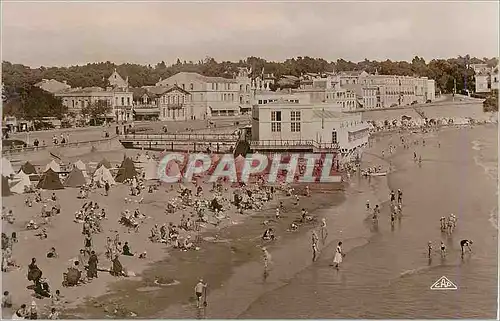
[331,241,344,269]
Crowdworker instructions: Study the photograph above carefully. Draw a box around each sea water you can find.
[239,124,498,319]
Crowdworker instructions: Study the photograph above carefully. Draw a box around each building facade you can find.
[55,86,133,122]
[251,92,369,155]
[472,63,499,93]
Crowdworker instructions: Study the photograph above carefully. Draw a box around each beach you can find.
[2,103,497,319]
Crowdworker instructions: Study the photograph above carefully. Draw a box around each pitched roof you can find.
[147,85,191,96]
[157,72,237,86]
[131,87,157,100]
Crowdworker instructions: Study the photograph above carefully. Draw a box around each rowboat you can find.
[369,172,387,177]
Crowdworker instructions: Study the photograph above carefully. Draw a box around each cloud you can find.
[2,1,498,67]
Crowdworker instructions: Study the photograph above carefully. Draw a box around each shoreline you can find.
[3,119,495,319]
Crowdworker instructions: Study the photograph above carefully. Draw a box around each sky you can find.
[2,0,499,67]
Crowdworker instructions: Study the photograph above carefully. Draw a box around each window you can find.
[121,97,124,105]
[271,122,281,132]
[271,111,282,132]
[182,84,185,90]
[332,131,337,144]
[212,83,215,90]
[190,83,194,90]
[258,100,263,104]
[127,97,130,106]
[291,122,301,132]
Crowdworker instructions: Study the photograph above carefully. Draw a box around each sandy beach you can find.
[2,103,497,319]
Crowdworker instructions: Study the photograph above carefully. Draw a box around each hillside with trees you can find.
[2,55,498,119]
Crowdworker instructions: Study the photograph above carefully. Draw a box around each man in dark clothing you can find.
[122,242,134,256]
[87,251,98,279]
[460,240,473,256]
[104,182,110,196]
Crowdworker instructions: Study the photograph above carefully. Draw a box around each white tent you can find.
[74,160,86,171]
[1,157,15,177]
[93,165,116,185]
[144,159,159,180]
[137,154,149,163]
[10,170,31,194]
[74,160,89,178]
[45,160,61,173]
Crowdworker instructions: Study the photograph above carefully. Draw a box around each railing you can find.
[1,134,118,156]
[249,140,338,150]
[120,133,239,142]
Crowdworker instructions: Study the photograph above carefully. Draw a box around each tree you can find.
[3,86,67,120]
[483,90,498,112]
[81,100,112,125]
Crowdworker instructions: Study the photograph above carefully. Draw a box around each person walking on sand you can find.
[331,242,344,269]
[194,279,207,308]
[311,231,319,262]
[320,218,328,244]
[262,247,272,275]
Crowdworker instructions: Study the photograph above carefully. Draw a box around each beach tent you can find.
[115,157,138,183]
[165,161,181,178]
[73,160,89,178]
[94,166,116,185]
[64,167,87,187]
[36,168,64,190]
[1,157,15,177]
[45,160,61,173]
[2,176,12,196]
[10,170,31,194]
[74,160,86,171]
[96,158,112,170]
[144,159,159,180]
[137,153,149,164]
[20,161,37,175]
[235,155,246,174]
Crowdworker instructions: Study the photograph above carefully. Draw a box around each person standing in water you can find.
[440,241,446,258]
[366,200,370,211]
[397,189,403,204]
[372,205,380,223]
[194,279,207,308]
[320,218,328,244]
[331,242,344,269]
[427,241,433,258]
[311,231,319,262]
[460,239,473,256]
[262,247,272,275]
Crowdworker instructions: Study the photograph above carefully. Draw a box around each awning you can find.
[210,105,239,112]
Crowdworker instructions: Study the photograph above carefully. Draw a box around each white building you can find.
[55,86,133,122]
[250,92,369,156]
[472,63,499,93]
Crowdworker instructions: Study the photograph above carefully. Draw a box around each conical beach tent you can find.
[94,166,116,185]
[96,158,111,169]
[20,161,37,175]
[36,168,64,190]
[115,157,138,183]
[64,167,87,187]
[1,157,15,177]
[144,159,159,180]
[235,155,246,174]
[165,161,180,178]
[45,160,61,173]
[2,176,12,196]
[74,160,86,171]
[10,170,31,194]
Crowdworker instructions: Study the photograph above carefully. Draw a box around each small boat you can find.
[369,172,387,177]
